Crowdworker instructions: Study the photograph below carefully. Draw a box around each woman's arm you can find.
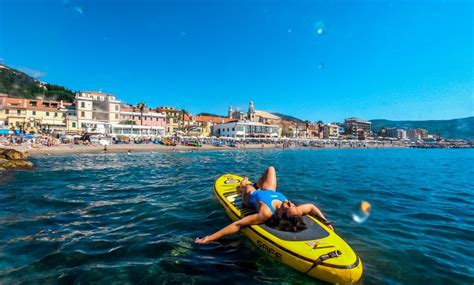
[195,211,270,244]
[297,203,334,230]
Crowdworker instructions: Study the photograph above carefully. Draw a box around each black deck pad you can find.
[230,195,330,241]
[260,216,329,241]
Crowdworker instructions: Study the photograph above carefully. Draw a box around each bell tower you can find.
[248,101,255,121]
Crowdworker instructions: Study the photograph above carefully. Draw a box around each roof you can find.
[254,110,280,120]
[2,98,27,108]
[156,106,179,112]
[1,98,72,111]
[193,115,233,123]
[279,120,295,126]
[79,91,115,96]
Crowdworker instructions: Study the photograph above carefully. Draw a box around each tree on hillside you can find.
[136,102,147,126]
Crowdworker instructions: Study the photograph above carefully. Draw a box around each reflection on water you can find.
[0,149,473,284]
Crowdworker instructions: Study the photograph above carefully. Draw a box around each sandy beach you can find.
[5,142,408,156]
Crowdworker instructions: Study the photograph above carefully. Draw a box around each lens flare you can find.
[352,200,371,223]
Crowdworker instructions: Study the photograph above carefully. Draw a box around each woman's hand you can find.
[195,236,211,244]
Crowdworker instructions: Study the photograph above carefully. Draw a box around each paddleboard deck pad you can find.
[214,174,363,284]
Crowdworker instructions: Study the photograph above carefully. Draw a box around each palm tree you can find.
[304,120,310,138]
[180,109,190,132]
[136,102,146,126]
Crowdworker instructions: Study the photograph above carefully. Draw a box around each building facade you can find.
[279,120,297,138]
[344,117,372,140]
[111,106,167,137]
[212,120,280,138]
[76,91,121,134]
[385,128,407,140]
[228,101,281,125]
[157,107,181,135]
[0,95,74,134]
[407,128,428,141]
[323,123,340,139]
[183,115,233,137]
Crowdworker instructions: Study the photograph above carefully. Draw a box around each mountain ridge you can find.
[370,117,474,140]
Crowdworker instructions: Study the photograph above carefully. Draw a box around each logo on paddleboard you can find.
[224,177,240,184]
[257,240,283,260]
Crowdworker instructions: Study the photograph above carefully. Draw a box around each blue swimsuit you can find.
[249,190,288,216]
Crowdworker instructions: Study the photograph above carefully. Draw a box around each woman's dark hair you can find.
[266,215,307,232]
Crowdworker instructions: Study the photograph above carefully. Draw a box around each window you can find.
[72,122,76,128]
[81,111,85,117]
[232,128,235,131]
[5,109,9,114]
[46,112,50,116]
[54,112,58,117]
[115,114,118,119]
[115,105,119,111]
[81,102,85,108]
[17,109,21,115]
[32,111,36,116]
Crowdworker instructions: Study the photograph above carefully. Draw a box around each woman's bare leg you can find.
[239,177,256,207]
[256,166,277,191]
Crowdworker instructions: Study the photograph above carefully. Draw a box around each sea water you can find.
[0,149,473,284]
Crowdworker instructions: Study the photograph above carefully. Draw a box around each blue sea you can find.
[0,149,473,284]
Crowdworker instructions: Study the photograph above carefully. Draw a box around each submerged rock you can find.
[0,159,35,170]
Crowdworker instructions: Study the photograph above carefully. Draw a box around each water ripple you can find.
[1,149,473,284]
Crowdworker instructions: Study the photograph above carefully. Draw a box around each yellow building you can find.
[0,96,28,131]
[157,106,182,135]
[0,95,75,134]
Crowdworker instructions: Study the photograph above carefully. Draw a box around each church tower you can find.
[228,106,233,118]
[248,101,255,121]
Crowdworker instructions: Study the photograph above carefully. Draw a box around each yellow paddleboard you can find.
[214,174,363,284]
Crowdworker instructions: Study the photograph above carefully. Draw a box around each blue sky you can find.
[0,0,472,122]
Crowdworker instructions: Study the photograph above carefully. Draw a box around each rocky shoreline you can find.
[0,149,35,171]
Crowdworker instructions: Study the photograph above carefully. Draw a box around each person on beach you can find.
[195,167,333,244]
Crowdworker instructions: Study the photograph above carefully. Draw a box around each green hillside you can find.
[370,117,474,140]
[0,65,75,102]
[271,112,303,123]
[196,112,227,118]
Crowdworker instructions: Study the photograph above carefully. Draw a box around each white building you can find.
[212,120,280,138]
[111,124,165,137]
[386,128,407,140]
[75,91,121,134]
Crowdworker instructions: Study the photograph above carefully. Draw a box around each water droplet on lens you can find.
[352,200,371,223]
[313,20,326,36]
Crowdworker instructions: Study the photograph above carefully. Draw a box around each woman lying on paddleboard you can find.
[195,166,333,244]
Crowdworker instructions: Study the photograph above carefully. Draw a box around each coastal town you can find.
[0,90,472,154]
